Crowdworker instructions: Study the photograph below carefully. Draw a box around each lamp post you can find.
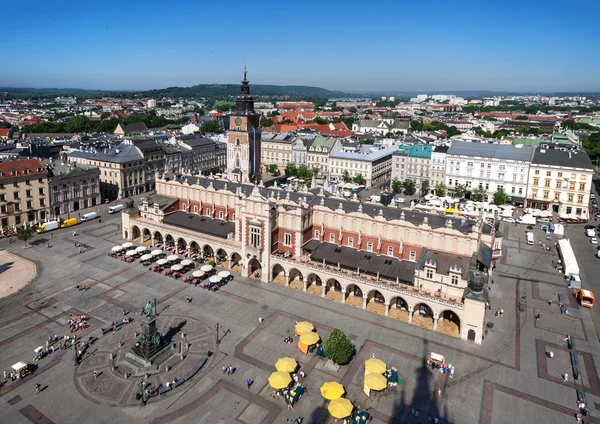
[215,323,220,345]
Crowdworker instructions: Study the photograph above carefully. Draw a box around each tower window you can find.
[236,138,240,146]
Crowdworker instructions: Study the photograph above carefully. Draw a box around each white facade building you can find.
[445,142,534,203]
[329,145,396,188]
[430,145,449,190]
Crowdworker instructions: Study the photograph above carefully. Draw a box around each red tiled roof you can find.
[0,158,47,180]
[0,128,10,137]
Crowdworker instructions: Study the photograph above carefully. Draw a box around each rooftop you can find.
[531,147,593,170]
[329,145,397,162]
[0,158,47,180]
[163,210,236,239]
[447,141,535,162]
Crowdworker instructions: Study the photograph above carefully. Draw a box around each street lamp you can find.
[215,323,220,345]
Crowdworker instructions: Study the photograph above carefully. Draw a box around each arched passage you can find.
[177,238,187,254]
[388,296,410,322]
[231,252,242,272]
[165,234,175,248]
[131,225,141,242]
[438,310,461,338]
[305,273,322,296]
[324,279,342,302]
[190,241,200,255]
[142,228,151,244]
[203,245,214,259]
[345,284,363,308]
[248,257,262,279]
[288,268,304,291]
[272,264,286,285]
[153,231,163,245]
[365,289,386,315]
[216,249,228,265]
[413,303,434,330]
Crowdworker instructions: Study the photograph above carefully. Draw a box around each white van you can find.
[108,204,124,214]
[81,212,97,221]
[526,232,534,245]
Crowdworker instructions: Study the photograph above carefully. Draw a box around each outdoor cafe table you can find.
[151,249,163,256]
[156,259,169,266]
[209,275,220,284]
[122,242,133,249]
[180,259,193,266]
[111,246,124,253]
[167,255,179,262]
[192,270,203,278]
[135,246,148,253]
[170,264,183,271]
[200,264,213,272]
[352,411,371,422]
[140,254,153,261]
[125,250,137,257]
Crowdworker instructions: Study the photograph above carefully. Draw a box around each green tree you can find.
[342,170,351,183]
[581,132,600,162]
[65,115,92,133]
[434,182,447,197]
[471,185,487,202]
[200,120,224,133]
[260,117,273,128]
[402,179,416,195]
[411,120,423,131]
[391,178,402,194]
[420,180,430,197]
[16,226,34,246]
[454,184,467,199]
[493,188,509,205]
[323,328,354,365]
[307,117,329,125]
[285,163,298,177]
[267,164,278,175]
[353,174,365,185]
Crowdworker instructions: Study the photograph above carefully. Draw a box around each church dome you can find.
[468,270,486,293]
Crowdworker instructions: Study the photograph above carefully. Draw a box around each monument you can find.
[127,299,167,367]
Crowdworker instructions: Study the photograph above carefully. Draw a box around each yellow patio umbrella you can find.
[268,371,292,389]
[295,321,314,335]
[364,372,387,391]
[328,397,354,419]
[320,381,345,400]
[299,331,320,345]
[365,357,387,374]
[275,357,298,373]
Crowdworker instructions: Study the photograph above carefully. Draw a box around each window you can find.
[579,183,585,191]
[426,269,433,279]
[314,230,320,239]
[546,171,551,177]
[250,225,261,248]
[13,191,19,199]
[544,180,551,187]
[330,234,335,243]
[40,199,45,206]
[554,193,560,201]
[284,232,292,247]
[219,211,223,219]
[451,274,459,285]
[409,251,416,261]
[557,172,562,177]
[39,188,44,195]
[577,195,583,203]
[543,191,549,199]
[556,181,562,189]
[366,242,373,252]
[581,174,586,180]
[0,194,4,202]
[568,194,574,202]
[347,237,354,248]
[205,208,211,216]
[534,170,539,175]
[26,200,32,209]
[569,182,575,190]
[511,187,516,194]
[387,246,393,256]
[15,215,21,224]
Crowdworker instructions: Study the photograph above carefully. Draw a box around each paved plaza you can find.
[0,211,599,423]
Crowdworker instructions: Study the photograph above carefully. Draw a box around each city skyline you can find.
[1,0,599,92]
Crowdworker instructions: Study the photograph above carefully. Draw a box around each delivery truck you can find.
[35,221,59,233]
[81,212,97,221]
[60,218,78,228]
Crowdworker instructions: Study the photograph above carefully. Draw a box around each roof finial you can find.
[243,65,247,82]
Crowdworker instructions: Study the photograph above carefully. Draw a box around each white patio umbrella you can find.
[111,246,124,252]
[125,250,137,256]
[218,270,230,279]
[201,264,213,272]
[180,259,193,266]
[122,242,133,249]
[140,254,153,261]
[136,246,148,253]
[167,255,179,262]
[192,270,204,278]
[170,264,183,271]
[156,259,168,266]
[209,275,220,283]
[151,249,163,256]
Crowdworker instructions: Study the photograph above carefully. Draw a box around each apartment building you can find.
[329,145,396,188]
[48,162,101,216]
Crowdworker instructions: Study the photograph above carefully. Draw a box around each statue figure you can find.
[139,334,146,347]
[153,334,161,347]
[144,301,153,317]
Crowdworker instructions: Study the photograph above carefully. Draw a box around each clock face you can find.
[235,118,242,126]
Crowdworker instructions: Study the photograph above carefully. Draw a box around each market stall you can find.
[297,331,320,354]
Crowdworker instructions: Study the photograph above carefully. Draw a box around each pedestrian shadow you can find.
[0,262,14,275]
[40,385,49,392]
[30,239,47,246]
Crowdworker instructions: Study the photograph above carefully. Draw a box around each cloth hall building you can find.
[120,71,498,344]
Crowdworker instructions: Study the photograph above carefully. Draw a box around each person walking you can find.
[93,369,98,379]
[35,383,41,394]
[562,373,569,382]
[246,379,252,389]
[222,366,227,375]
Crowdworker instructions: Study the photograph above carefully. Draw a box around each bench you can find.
[87,336,98,345]
[182,358,208,381]
[158,385,172,395]
[567,335,576,350]
[558,293,565,302]
[172,378,184,388]
[577,389,587,405]
[570,351,580,380]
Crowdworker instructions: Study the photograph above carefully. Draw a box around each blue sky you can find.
[1,0,599,92]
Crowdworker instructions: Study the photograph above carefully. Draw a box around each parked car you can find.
[585,228,596,237]
[591,237,598,244]
[585,225,596,230]
[537,218,550,223]
[503,218,516,223]
[394,197,406,204]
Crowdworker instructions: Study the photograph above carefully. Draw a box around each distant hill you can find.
[0,84,348,100]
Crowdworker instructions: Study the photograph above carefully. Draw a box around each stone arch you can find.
[438,309,461,338]
[142,228,151,243]
[165,234,175,248]
[365,289,386,315]
[288,268,303,288]
[190,241,200,254]
[248,257,262,279]
[324,278,342,302]
[216,248,228,264]
[413,302,434,330]
[131,225,141,241]
[231,252,242,272]
[153,231,163,245]
[271,263,286,284]
[177,237,187,253]
[305,273,322,295]
[388,296,410,322]
[344,283,363,308]
[202,244,214,258]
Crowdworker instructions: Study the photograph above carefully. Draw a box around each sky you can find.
[1,0,599,92]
